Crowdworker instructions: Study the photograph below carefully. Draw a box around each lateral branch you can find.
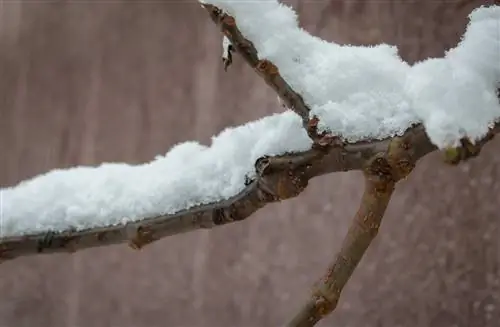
[287,135,415,327]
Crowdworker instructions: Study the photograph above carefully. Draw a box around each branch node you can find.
[307,116,344,149]
[443,137,487,165]
[364,153,395,187]
[312,294,337,317]
[256,59,279,76]
[128,226,156,250]
[221,15,236,27]
[255,156,309,201]
[213,207,238,225]
[37,231,56,253]
[386,137,416,180]
[203,4,223,22]
[255,156,271,175]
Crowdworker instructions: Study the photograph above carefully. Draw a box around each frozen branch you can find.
[0,127,412,261]
[1,123,498,262]
[202,1,500,148]
[203,3,332,146]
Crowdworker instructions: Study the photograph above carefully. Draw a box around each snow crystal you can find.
[1,1,499,236]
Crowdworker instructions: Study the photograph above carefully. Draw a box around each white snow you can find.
[203,0,500,146]
[0,1,499,237]
[0,112,312,237]
[222,35,232,63]
[407,6,500,146]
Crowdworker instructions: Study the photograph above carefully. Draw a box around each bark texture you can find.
[0,1,499,327]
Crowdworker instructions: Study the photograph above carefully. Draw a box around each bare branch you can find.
[287,135,415,327]
[286,125,499,326]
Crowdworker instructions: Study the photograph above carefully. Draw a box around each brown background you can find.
[0,0,499,326]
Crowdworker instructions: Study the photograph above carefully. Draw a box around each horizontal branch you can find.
[0,124,475,262]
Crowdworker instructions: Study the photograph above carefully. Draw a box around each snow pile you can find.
[0,112,312,236]
[204,0,416,142]
[0,1,498,236]
[406,6,500,146]
[203,0,499,146]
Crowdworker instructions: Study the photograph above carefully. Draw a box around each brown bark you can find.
[288,153,398,327]
[4,124,495,261]
[0,1,498,327]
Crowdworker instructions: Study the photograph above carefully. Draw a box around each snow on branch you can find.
[204,4,329,145]
[0,2,498,262]
[0,113,313,237]
[0,126,439,259]
[203,0,500,147]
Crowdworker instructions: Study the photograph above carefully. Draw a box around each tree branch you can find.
[1,122,497,262]
[287,135,416,327]
[202,3,335,146]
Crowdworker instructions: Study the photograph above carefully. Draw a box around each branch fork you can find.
[287,136,414,327]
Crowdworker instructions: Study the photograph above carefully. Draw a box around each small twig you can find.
[287,136,416,327]
[443,129,497,165]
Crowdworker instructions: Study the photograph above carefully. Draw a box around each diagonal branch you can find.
[287,135,416,327]
[202,4,333,146]
[285,125,500,326]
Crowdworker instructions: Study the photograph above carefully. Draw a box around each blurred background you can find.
[0,0,499,326]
